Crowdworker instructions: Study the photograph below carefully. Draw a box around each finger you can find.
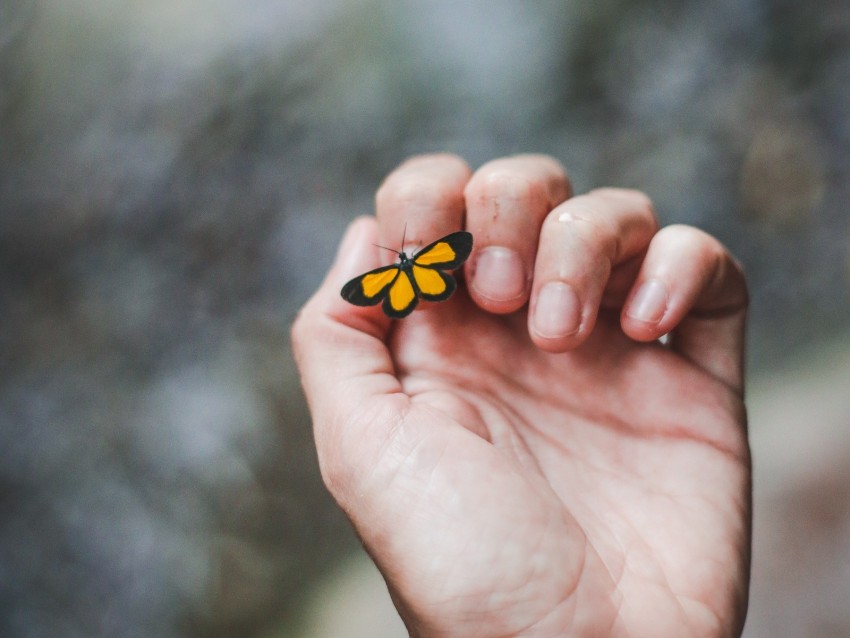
[528,188,658,352]
[463,154,571,313]
[291,216,404,489]
[621,224,748,392]
[375,153,472,253]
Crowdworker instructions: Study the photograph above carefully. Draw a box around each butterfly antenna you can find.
[370,223,409,255]
[372,242,401,255]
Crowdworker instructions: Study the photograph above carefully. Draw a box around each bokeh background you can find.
[2,1,849,636]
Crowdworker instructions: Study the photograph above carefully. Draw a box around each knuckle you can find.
[376,172,429,208]
[589,187,658,227]
[376,171,458,213]
[629,191,657,226]
[662,224,722,257]
[658,224,749,308]
[589,186,648,203]
[376,154,469,213]
[464,156,572,216]
[487,170,537,201]
[550,197,618,253]
[467,168,544,211]
[404,152,468,172]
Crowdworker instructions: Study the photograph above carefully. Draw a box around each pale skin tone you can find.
[292,154,751,637]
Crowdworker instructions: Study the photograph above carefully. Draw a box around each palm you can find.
[295,158,751,636]
[364,295,749,637]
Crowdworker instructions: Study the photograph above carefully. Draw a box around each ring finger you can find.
[529,188,659,352]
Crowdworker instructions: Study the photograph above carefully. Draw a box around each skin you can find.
[292,154,751,637]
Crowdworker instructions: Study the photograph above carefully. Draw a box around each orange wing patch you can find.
[361,268,398,298]
[412,265,447,295]
[412,241,456,266]
[388,270,416,313]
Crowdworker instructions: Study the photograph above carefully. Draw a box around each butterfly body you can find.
[341,231,473,318]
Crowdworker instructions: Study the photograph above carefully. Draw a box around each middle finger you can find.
[464,154,572,314]
[529,188,659,352]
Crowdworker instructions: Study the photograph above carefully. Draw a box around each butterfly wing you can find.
[382,268,419,318]
[410,264,456,302]
[340,264,400,306]
[340,263,420,318]
[409,231,472,302]
[412,231,473,270]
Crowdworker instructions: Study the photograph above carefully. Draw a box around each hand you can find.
[292,154,751,637]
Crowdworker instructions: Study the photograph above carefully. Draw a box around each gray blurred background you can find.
[1,1,849,636]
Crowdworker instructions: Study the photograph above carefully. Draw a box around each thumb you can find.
[291,216,405,495]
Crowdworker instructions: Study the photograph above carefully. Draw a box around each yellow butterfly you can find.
[341,231,473,318]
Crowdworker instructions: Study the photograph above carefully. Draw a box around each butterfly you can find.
[341,230,473,318]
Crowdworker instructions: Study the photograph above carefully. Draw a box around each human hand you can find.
[292,154,750,637]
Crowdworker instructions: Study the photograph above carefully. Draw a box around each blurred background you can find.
[1,0,849,636]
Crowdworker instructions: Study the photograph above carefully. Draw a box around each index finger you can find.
[375,154,472,253]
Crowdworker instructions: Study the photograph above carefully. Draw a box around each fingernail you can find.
[627,279,668,323]
[472,247,527,302]
[533,282,581,338]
